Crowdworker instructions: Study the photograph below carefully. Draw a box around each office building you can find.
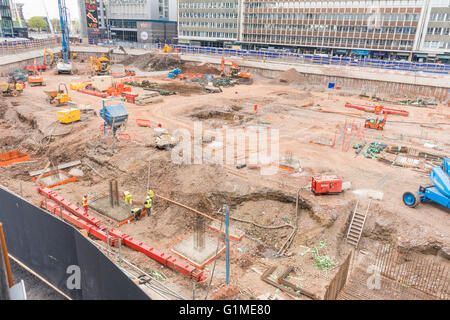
[0,0,14,37]
[177,0,450,62]
[106,0,177,43]
[177,0,240,47]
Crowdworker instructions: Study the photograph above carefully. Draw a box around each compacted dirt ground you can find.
[0,59,449,300]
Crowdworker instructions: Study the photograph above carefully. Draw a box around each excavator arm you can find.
[43,49,55,66]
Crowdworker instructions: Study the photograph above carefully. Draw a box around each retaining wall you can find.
[1,45,448,101]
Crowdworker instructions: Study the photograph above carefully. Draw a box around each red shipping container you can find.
[311,176,342,194]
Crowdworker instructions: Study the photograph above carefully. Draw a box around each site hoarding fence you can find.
[0,186,150,300]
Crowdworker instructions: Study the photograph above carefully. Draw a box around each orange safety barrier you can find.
[136,119,151,127]
[32,170,76,188]
[178,73,205,80]
[117,133,131,142]
[0,151,30,167]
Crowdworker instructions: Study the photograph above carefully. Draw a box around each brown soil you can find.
[275,68,307,84]
[121,52,183,71]
[210,285,241,300]
[0,59,448,301]
[181,63,221,75]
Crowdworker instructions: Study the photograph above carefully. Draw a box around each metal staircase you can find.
[346,200,371,248]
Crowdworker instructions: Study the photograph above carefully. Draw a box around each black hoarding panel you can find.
[0,186,150,300]
[74,232,149,300]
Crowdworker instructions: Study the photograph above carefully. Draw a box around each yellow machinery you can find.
[163,44,173,53]
[44,83,70,106]
[156,134,177,150]
[0,81,23,97]
[58,108,80,124]
[43,48,55,66]
[91,55,111,75]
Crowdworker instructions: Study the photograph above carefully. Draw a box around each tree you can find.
[51,18,60,32]
[28,16,47,32]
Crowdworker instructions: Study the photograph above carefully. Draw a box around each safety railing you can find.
[0,36,61,56]
[89,40,450,75]
[92,39,160,50]
[163,43,450,75]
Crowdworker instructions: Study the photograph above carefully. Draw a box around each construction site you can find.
[0,36,449,300]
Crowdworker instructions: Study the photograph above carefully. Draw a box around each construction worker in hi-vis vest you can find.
[147,186,154,199]
[131,207,142,221]
[82,194,88,213]
[144,196,152,216]
[123,191,132,205]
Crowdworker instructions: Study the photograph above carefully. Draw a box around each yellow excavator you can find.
[91,54,111,75]
[91,46,129,76]
[43,48,55,66]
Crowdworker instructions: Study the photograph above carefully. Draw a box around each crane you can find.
[56,0,73,74]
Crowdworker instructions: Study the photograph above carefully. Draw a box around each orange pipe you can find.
[0,223,13,288]
[155,194,220,223]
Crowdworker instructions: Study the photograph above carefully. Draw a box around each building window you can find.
[159,0,169,19]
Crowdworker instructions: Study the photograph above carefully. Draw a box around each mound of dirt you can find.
[120,53,183,72]
[181,63,221,75]
[156,81,205,96]
[210,285,240,300]
[276,68,306,84]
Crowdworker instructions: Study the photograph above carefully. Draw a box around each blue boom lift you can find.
[403,158,450,210]
[56,0,73,74]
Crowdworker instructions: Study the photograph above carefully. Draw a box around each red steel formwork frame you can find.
[77,88,108,98]
[38,187,102,227]
[38,188,206,282]
[345,102,409,116]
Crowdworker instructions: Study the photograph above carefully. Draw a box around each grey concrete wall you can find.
[1,45,448,101]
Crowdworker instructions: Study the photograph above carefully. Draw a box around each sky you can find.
[16,0,80,21]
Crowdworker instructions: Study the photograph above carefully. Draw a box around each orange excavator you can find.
[364,112,388,130]
[28,59,45,87]
[220,57,252,84]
